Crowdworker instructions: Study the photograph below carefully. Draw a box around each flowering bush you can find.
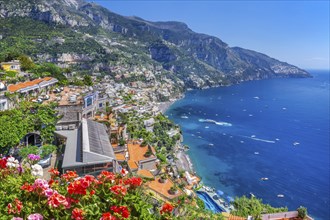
[0,156,163,219]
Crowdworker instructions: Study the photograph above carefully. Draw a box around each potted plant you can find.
[159,174,167,183]
[169,185,178,195]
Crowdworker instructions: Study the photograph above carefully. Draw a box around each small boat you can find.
[209,143,214,146]
[293,142,300,146]
[249,192,255,198]
[261,177,269,181]
[254,152,259,155]
[277,194,284,198]
[181,115,189,119]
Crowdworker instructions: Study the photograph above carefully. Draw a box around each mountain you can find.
[0,0,311,89]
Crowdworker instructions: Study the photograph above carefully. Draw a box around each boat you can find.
[254,152,259,155]
[209,143,214,146]
[260,177,269,181]
[181,115,189,119]
[277,194,284,198]
[293,142,300,146]
[249,192,255,198]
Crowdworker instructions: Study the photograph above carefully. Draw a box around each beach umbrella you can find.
[216,190,224,196]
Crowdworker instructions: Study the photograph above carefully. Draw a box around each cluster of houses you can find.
[1,60,198,203]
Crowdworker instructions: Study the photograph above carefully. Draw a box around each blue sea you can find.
[166,70,329,220]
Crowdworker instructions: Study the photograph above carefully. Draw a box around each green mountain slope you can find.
[0,0,311,88]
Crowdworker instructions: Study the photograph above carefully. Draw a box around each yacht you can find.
[260,177,269,181]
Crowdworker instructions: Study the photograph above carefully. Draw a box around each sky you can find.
[90,0,330,70]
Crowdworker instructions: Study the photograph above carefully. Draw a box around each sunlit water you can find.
[166,70,329,219]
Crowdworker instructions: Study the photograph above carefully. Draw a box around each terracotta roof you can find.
[8,77,55,92]
[128,160,138,170]
[222,212,246,220]
[146,177,183,200]
[137,169,154,179]
[127,142,156,162]
[115,153,125,161]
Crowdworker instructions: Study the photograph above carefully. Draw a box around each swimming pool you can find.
[196,191,225,213]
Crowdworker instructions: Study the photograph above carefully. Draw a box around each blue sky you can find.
[91,1,329,70]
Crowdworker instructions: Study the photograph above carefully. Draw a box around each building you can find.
[7,77,58,96]
[55,118,116,175]
[126,142,158,172]
[0,60,21,72]
[0,82,8,111]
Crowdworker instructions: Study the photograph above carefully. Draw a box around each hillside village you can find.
[0,59,313,220]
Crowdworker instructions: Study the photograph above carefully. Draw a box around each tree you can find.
[297,206,307,219]
[18,55,35,71]
[83,74,93,86]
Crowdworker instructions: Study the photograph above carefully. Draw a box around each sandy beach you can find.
[158,100,176,114]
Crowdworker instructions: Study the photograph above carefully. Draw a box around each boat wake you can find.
[241,135,275,144]
[199,119,232,127]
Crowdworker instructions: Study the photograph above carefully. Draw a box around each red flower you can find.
[124,177,142,189]
[90,190,95,196]
[47,192,69,208]
[21,182,34,192]
[110,206,130,219]
[110,185,127,197]
[67,175,98,195]
[100,212,117,220]
[62,170,78,182]
[71,208,84,220]
[97,171,116,183]
[121,168,128,176]
[0,157,7,169]
[7,198,23,214]
[48,168,60,177]
[160,203,174,215]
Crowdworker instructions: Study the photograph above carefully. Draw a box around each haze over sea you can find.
[166,70,329,220]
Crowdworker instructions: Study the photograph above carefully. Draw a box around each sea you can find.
[165,70,329,220]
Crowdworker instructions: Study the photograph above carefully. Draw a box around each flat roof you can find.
[57,119,115,169]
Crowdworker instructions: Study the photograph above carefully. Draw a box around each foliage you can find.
[18,146,39,159]
[0,102,58,149]
[231,196,288,220]
[40,144,57,158]
[18,55,35,71]
[5,70,17,78]
[0,156,169,219]
[297,206,307,219]
[83,75,93,86]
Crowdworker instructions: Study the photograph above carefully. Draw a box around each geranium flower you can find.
[124,177,142,189]
[0,157,8,169]
[110,185,127,197]
[7,198,23,214]
[71,208,84,220]
[160,203,174,215]
[62,170,78,182]
[27,213,43,220]
[21,182,34,192]
[97,171,115,183]
[6,156,19,168]
[120,168,128,176]
[100,212,117,220]
[47,192,68,208]
[11,218,23,220]
[31,164,43,177]
[28,154,41,161]
[48,168,60,177]
[44,188,57,198]
[110,206,130,219]
[33,178,49,195]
